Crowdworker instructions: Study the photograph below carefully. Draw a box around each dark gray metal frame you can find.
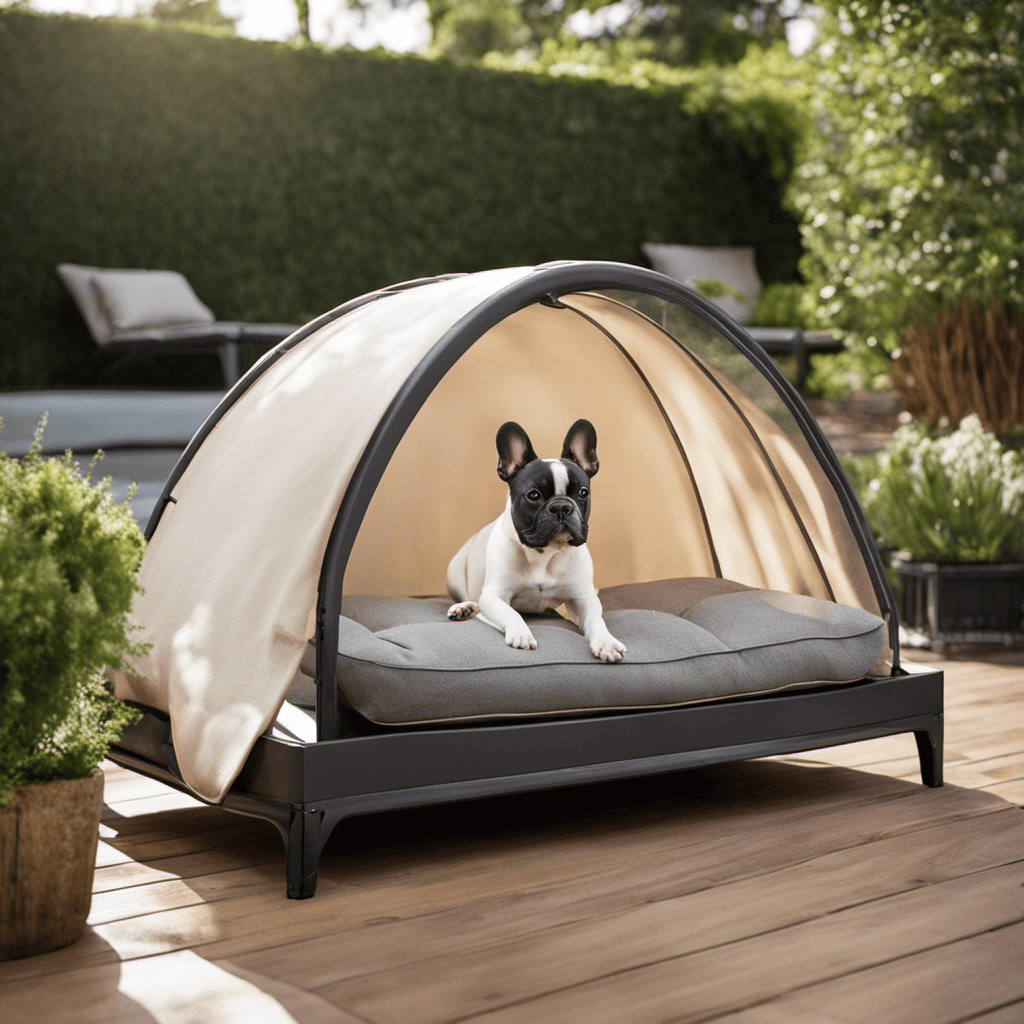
[110,261,944,899]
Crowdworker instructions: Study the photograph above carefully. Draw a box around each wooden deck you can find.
[2,649,1022,1024]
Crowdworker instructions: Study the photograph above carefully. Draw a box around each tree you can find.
[296,0,311,42]
[351,0,808,66]
[792,1,1024,345]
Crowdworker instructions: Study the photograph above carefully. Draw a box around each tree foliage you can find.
[792,1,1024,346]
[0,419,145,798]
[150,0,236,31]
[354,0,803,66]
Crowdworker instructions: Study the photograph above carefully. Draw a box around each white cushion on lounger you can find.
[90,269,216,332]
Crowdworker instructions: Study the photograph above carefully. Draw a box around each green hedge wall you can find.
[0,11,801,389]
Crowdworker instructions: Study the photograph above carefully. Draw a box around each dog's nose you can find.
[549,499,574,520]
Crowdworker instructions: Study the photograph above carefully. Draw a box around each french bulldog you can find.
[446,419,626,663]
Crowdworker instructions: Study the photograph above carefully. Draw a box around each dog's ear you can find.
[496,422,538,482]
[561,419,599,478]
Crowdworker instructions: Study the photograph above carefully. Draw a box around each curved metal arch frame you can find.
[311,261,900,740]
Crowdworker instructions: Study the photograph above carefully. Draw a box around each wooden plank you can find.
[92,825,281,893]
[129,773,1006,965]
[88,863,285,925]
[433,864,1024,1024]
[313,814,1024,1023]
[0,763,951,984]
[711,922,1024,1024]
[983,778,1024,805]
[701,1008,845,1024]
[101,788,206,821]
[0,949,372,1024]
[99,818,276,868]
[957,1003,1024,1024]
[218,962,375,1024]
[789,726,1024,772]
[98,802,238,837]
[819,751,1024,790]
[231,792,1016,993]
[101,772,177,804]
[3,649,1020,1024]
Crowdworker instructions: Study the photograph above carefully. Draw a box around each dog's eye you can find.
[526,489,542,502]
[578,487,589,499]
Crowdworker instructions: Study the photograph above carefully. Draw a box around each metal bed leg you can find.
[914,715,944,787]
[285,805,324,899]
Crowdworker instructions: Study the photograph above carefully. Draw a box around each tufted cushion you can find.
[297,579,887,726]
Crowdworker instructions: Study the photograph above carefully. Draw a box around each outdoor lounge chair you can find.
[641,243,844,389]
[106,261,943,899]
[57,263,298,387]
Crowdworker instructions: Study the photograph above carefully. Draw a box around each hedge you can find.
[0,11,801,389]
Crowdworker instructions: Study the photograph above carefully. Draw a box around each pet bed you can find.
[106,261,944,898]
[286,580,887,725]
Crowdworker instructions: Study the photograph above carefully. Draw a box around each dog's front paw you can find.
[505,625,538,650]
[590,633,626,663]
[447,601,480,621]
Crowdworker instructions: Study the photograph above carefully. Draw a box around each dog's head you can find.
[495,419,599,550]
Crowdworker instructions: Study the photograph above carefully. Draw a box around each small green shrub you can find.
[855,415,1024,563]
[0,418,145,799]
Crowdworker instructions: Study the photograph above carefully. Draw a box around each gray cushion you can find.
[299,580,886,726]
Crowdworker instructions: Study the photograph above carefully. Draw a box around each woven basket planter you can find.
[0,771,104,960]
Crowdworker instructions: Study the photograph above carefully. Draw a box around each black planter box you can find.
[897,561,1024,647]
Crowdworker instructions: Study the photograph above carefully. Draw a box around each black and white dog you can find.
[446,419,626,662]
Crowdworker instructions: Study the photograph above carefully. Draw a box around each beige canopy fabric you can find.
[112,264,889,804]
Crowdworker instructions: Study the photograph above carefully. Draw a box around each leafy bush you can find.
[0,10,802,390]
[792,1,1024,348]
[0,418,145,798]
[856,415,1024,563]
[892,296,1024,435]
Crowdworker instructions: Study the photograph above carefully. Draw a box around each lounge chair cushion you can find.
[90,268,216,333]
[641,244,761,324]
[298,578,886,725]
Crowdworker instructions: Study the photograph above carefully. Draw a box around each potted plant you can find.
[859,414,1024,649]
[0,417,145,960]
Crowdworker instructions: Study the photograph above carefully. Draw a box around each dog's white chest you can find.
[509,547,573,612]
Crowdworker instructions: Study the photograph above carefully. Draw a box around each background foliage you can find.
[412,0,803,67]
[0,10,802,390]
[892,297,1024,436]
[793,0,1024,348]
[0,419,144,798]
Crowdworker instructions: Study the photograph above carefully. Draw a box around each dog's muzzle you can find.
[522,500,587,548]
